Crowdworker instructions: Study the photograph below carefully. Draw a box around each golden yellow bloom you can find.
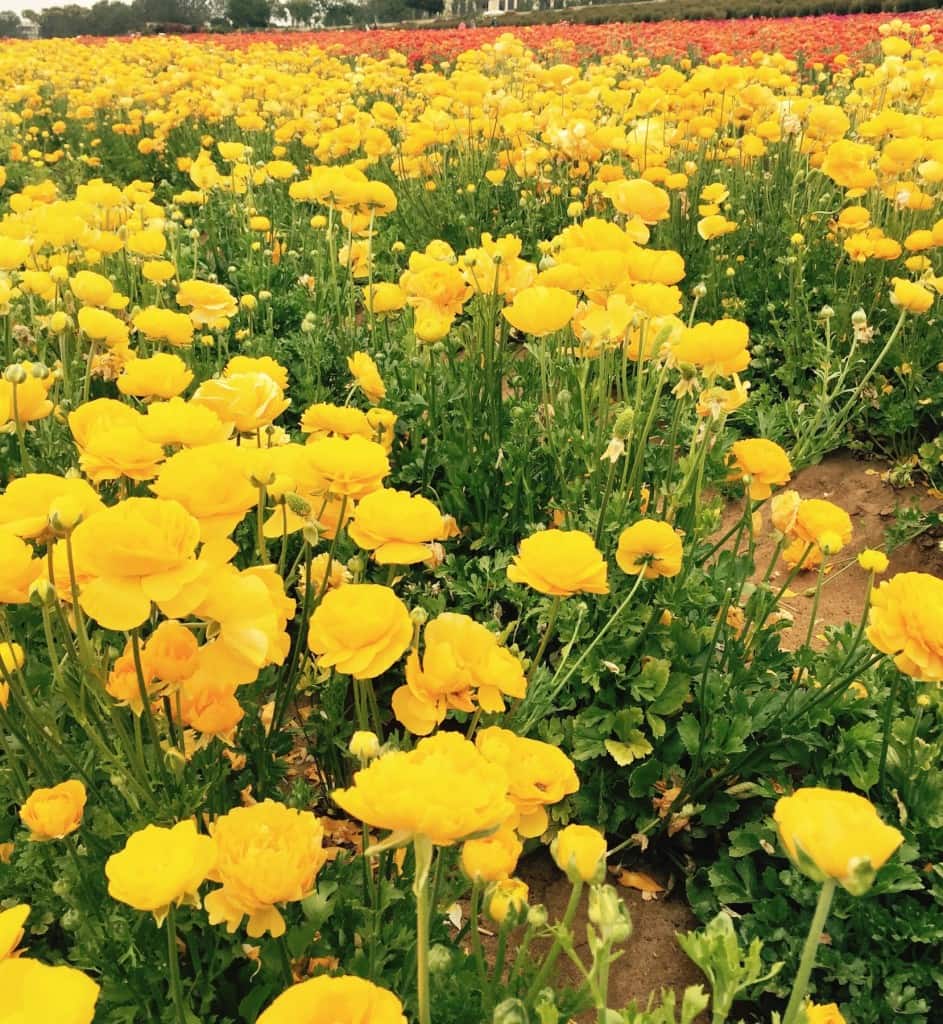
[507,529,608,596]
[133,306,195,348]
[335,731,512,845]
[70,270,114,307]
[770,489,801,535]
[63,498,201,630]
[151,443,257,541]
[308,583,411,680]
[68,399,164,483]
[605,178,670,223]
[349,730,381,761]
[697,214,738,240]
[476,726,579,838]
[106,820,216,923]
[673,319,750,377]
[461,826,523,883]
[0,369,54,425]
[117,353,194,399]
[0,904,29,959]
[615,520,683,579]
[348,489,446,565]
[0,532,42,605]
[306,435,389,499]
[192,373,289,433]
[223,355,288,390]
[0,474,104,539]
[77,306,129,348]
[257,975,406,1024]
[348,351,386,403]
[393,613,526,735]
[857,549,889,574]
[551,824,607,882]
[176,279,238,326]
[364,282,407,314]
[727,438,793,500]
[774,788,903,894]
[0,957,100,1024]
[890,277,934,314]
[487,877,529,923]
[867,572,943,681]
[300,402,373,441]
[20,780,86,841]
[792,499,853,554]
[806,1004,847,1024]
[205,801,327,939]
[502,286,577,337]
[140,398,232,449]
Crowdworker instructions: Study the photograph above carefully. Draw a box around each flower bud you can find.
[428,944,452,974]
[409,606,428,626]
[3,364,26,385]
[349,730,380,762]
[526,903,548,928]
[692,281,707,298]
[285,493,312,518]
[492,999,528,1024]
[28,578,57,608]
[587,884,632,944]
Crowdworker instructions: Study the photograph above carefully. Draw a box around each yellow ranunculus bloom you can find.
[0,532,42,605]
[672,319,750,377]
[192,373,289,433]
[773,787,903,894]
[0,957,100,1024]
[117,352,194,399]
[301,402,373,442]
[348,489,446,565]
[348,351,386,403]
[806,1003,847,1024]
[176,279,237,326]
[507,529,609,596]
[308,583,411,680]
[204,800,327,939]
[223,354,288,390]
[106,820,216,923]
[0,474,104,539]
[256,975,406,1024]
[306,435,389,500]
[857,548,889,574]
[502,285,577,337]
[334,731,513,845]
[616,519,684,579]
[476,726,579,838]
[867,571,943,681]
[0,903,29,959]
[20,780,86,841]
[133,306,195,348]
[461,826,523,883]
[727,438,793,500]
[486,877,529,923]
[140,398,232,449]
[890,276,934,313]
[551,824,607,882]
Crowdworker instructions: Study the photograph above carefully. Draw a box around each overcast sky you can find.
[5,0,96,14]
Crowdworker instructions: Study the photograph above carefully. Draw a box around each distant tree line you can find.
[0,0,446,36]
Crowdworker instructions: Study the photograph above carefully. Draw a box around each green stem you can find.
[166,904,188,1024]
[413,835,434,1024]
[878,673,902,794]
[526,595,562,687]
[525,878,583,1003]
[782,880,836,1024]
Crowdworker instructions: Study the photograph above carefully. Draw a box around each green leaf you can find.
[605,733,653,766]
[677,714,700,756]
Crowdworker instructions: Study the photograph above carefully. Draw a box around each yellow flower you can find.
[117,353,194,399]
[20,780,86,841]
[605,178,670,223]
[615,520,683,579]
[70,270,114,307]
[348,489,446,565]
[792,499,853,554]
[77,306,129,348]
[256,975,406,1024]
[551,824,607,882]
[697,214,738,240]
[133,306,195,348]
[774,788,903,894]
[461,825,523,883]
[300,402,373,442]
[308,583,411,680]
[487,877,529,923]
[476,726,579,838]
[502,286,577,337]
[364,282,407,314]
[223,355,288,390]
[0,957,100,1024]
[141,260,177,285]
[192,373,289,433]
[349,730,381,761]
[891,277,934,314]
[176,279,238,326]
[673,319,750,377]
[348,351,386,403]
[306,435,389,499]
[334,731,512,845]
[0,531,42,605]
[151,443,257,541]
[806,1004,847,1024]
[204,800,327,939]
[507,529,609,596]
[106,820,216,923]
[727,439,793,500]
[393,613,526,735]
[770,490,801,535]
[140,398,232,449]
[63,498,201,630]
[857,549,889,574]
[0,474,104,539]
[68,399,165,483]
[867,572,943,681]
[145,620,199,686]
[0,369,54,425]
[0,903,29,959]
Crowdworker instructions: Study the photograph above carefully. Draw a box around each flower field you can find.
[1,11,943,1024]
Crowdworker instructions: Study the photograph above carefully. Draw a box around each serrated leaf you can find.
[605,733,653,766]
